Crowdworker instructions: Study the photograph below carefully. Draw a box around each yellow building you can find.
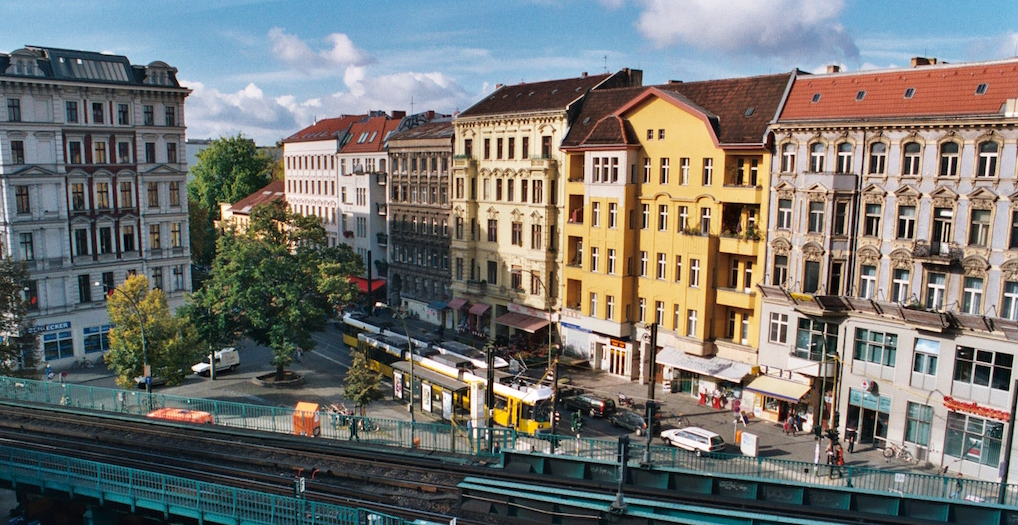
[560,74,794,395]
[449,70,641,348]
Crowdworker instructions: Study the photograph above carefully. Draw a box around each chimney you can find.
[495,83,504,90]
[624,68,643,87]
[391,110,406,119]
[826,65,841,74]
[911,57,938,67]
[426,110,435,119]
[582,71,588,78]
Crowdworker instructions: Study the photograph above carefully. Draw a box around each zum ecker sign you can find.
[942,396,1010,422]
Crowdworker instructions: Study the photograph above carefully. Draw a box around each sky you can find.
[2,1,1017,146]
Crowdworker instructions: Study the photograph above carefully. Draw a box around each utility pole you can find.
[998,378,1018,504]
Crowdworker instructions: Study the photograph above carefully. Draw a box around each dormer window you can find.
[357,132,368,143]
[855,91,866,101]
[975,83,988,95]
[811,93,822,103]
[904,88,915,99]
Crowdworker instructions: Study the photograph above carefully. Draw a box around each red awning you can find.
[494,312,550,333]
[468,302,491,316]
[349,277,386,294]
[448,298,469,310]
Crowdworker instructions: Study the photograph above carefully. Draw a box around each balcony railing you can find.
[913,240,962,265]
[376,233,388,246]
[376,203,387,216]
[465,279,487,293]
[375,172,386,186]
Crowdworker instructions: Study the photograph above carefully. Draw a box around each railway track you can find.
[1,401,949,525]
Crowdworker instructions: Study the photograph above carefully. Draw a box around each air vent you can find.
[855,91,866,101]
[744,107,755,117]
[904,88,915,99]
[975,83,988,95]
[811,93,821,103]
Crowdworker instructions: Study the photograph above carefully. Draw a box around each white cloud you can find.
[635,0,859,62]
[268,27,373,73]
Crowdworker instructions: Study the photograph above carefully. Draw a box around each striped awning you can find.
[745,375,811,403]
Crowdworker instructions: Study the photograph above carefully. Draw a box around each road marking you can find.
[310,349,350,370]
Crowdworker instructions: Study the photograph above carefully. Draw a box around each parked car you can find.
[660,427,725,456]
[134,375,169,389]
[563,393,616,418]
[608,409,658,436]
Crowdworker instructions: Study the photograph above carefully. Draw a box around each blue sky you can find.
[3,1,1017,145]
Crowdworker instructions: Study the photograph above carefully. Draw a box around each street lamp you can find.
[509,269,557,435]
[375,302,415,447]
[98,281,149,410]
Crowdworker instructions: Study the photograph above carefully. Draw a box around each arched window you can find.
[836,142,853,173]
[781,143,796,173]
[976,141,999,177]
[902,142,921,176]
[809,143,825,172]
[868,143,887,174]
[938,142,959,177]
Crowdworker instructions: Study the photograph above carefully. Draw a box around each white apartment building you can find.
[0,46,191,367]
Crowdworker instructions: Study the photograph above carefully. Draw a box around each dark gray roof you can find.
[0,46,183,88]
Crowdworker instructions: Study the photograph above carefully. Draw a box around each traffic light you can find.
[646,400,660,422]
[813,424,823,439]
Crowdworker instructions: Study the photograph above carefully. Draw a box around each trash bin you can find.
[735,429,743,445]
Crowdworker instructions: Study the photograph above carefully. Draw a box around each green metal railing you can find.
[1,376,1013,507]
[0,444,415,525]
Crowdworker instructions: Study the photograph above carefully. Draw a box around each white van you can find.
[191,347,240,376]
[660,427,725,455]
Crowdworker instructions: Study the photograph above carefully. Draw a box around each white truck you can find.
[191,347,240,376]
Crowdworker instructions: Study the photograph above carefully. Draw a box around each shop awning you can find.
[349,277,386,294]
[745,375,811,403]
[655,347,754,383]
[494,312,550,333]
[428,300,449,310]
[469,302,491,316]
[448,298,469,310]
[392,360,469,392]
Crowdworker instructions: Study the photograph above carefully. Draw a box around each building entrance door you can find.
[678,370,698,394]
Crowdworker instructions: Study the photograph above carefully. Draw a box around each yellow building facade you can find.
[561,75,793,396]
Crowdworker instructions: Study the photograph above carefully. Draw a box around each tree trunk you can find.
[275,364,285,381]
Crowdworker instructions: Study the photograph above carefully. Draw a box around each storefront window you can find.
[944,412,1004,467]
[43,331,74,361]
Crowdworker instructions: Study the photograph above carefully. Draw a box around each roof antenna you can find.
[410,95,414,115]
[604,55,608,73]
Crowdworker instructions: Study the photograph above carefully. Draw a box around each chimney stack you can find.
[826,65,841,74]
[495,83,504,90]
[582,71,588,78]
[911,57,938,67]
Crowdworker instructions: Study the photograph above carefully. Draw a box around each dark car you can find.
[563,393,616,418]
[608,409,658,436]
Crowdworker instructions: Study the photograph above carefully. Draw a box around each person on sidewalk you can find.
[845,425,857,453]
[783,417,792,435]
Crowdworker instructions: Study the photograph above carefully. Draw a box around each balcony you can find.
[375,172,386,186]
[376,203,387,216]
[530,157,557,171]
[376,233,388,246]
[718,235,761,256]
[913,240,962,265]
[716,287,756,310]
[465,279,487,293]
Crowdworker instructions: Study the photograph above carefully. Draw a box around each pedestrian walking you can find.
[951,473,963,499]
[835,443,845,478]
[845,425,857,453]
[783,417,792,435]
[825,441,835,467]
[349,418,359,441]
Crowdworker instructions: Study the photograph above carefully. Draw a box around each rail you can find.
[1,376,1015,508]
[0,444,411,525]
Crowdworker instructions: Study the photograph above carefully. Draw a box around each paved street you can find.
[46,324,940,479]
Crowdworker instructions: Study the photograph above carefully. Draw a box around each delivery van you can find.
[191,347,240,376]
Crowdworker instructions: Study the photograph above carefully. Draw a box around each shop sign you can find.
[610,338,626,348]
[943,396,1010,422]
[28,321,71,334]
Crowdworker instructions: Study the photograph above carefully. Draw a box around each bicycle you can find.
[71,356,95,369]
[883,442,914,463]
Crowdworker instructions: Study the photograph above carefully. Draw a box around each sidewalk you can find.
[558,362,926,474]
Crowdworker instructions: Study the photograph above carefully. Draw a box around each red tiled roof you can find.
[226,179,285,215]
[282,114,367,143]
[457,73,613,118]
[563,72,794,148]
[341,115,402,154]
[780,59,1018,122]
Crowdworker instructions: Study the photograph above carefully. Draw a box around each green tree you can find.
[193,200,362,380]
[0,260,39,378]
[188,134,274,220]
[188,196,216,272]
[343,350,385,415]
[103,275,203,389]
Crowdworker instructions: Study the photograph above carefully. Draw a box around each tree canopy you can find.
[190,200,363,379]
[343,349,385,415]
[104,275,203,389]
[0,260,38,378]
[188,135,274,221]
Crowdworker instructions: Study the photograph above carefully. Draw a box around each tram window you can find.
[494,395,508,411]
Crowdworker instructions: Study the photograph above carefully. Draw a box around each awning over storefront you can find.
[494,312,550,333]
[392,360,469,392]
[745,375,811,403]
[655,347,754,383]
[428,300,449,310]
[349,277,386,294]
[469,302,491,316]
[447,298,468,310]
